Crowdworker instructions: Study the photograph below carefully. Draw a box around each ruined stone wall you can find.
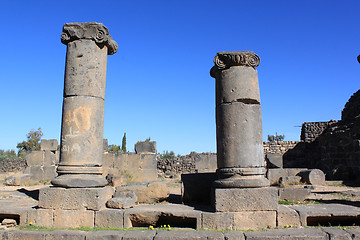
[263,141,299,155]
[301,121,337,143]
[157,152,217,177]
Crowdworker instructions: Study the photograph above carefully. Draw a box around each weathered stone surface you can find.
[277,205,301,228]
[0,158,27,173]
[122,230,156,240]
[288,203,360,226]
[42,166,57,180]
[2,218,16,227]
[86,230,125,240]
[322,227,351,240]
[278,187,311,202]
[45,230,86,240]
[5,174,32,186]
[44,151,57,166]
[26,208,54,228]
[41,139,58,151]
[25,151,44,166]
[267,168,307,186]
[135,141,156,154]
[51,174,108,188]
[214,187,278,212]
[39,186,114,210]
[181,172,217,204]
[7,231,46,240]
[224,231,245,240]
[53,209,94,228]
[201,212,233,230]
[233,211,276,230]
[279,176,301,187]
[115,181,169,204]
[245,228,328,240]
[298,169,326,185]
[106,190,137,209]
[266,153,283,168]
[344,228,360,240]
[154,230,224,240]
[28,166,44,181]
[95,209,124,228]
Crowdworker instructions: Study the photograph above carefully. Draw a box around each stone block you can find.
[39,186,114,210]
[95,209,125,228]
[266,153,283,168]
[233,211,276,230]
[25,151,44,166]
[113,152,126,170]
[26,208,54,228]
[86,230,125,240]
[43,166,57,180]
[44,151,57,166]
[224,231,245,240]
[53,209,94,228]
[7,231,46,240]
[55,151,60,165]
[201,212,233,230]
[278,187,311,202]
[154,230,224,240]
[194,154,217,173]
[115,181,169,204]
[45,230,86,240]
[29,166,44,181]
[279,176,301,187]
[5,174,32,186]
[213,187,278,212]
[245,228,328,240]
[322,227,351,240]
[139,153,157,169]
[267,168,308,186]
[123,230,156,240]
[103,139,108,151]
[181,173,217,204]
[102,152,115,169]
[135,141,156,154]
[41,139,58,151]
[277,205,301,228]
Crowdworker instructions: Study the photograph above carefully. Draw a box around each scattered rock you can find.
[106,190,137,209]
[4,174,32,186]
[1,219,16,227]
[115,181,170,204]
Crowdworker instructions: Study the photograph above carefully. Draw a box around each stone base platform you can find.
[1,227,359,239]
[38,186,114,210]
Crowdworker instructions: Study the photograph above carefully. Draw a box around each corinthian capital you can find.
[61,22,118,55]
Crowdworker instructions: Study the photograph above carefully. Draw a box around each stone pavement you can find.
[0,227,359,239]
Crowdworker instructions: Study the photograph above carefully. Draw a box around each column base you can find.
[213,167,270,188]
[51,174,108,188]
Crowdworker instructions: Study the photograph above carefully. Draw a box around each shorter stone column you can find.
[210,51,269,188]
[210,51,277,217]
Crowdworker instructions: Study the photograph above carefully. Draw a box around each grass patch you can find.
[278,200,321,205]
[19,224,57,231]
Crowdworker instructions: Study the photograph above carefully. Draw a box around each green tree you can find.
[16,128,44,152]
[267,132,285,142]
[0,149,17,161]
[159,150,176,160]
[108,144,121,152]
[121,132,127,152]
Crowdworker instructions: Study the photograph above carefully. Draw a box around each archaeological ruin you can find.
[0,22,360,239]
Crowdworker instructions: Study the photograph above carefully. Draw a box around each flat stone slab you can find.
[278,187,311,202]
[288,203,360,226]
[154,230,224,240]
[245,228,328,240]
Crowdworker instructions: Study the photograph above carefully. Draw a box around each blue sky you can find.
[0,1,359,155]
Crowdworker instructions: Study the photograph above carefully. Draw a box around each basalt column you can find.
[51,22,118,188]
[210,51,269,188]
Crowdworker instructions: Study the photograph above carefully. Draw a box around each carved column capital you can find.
[210,51,260,77]
[61,22,118,55]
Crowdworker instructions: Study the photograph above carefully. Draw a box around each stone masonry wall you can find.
[263,141,299,155]
[301,121,337,143]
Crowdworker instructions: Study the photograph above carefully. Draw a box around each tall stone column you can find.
[210,51,269,188]
[51,22,118,188]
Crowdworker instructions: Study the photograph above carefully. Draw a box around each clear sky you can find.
[0,1,359,155]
